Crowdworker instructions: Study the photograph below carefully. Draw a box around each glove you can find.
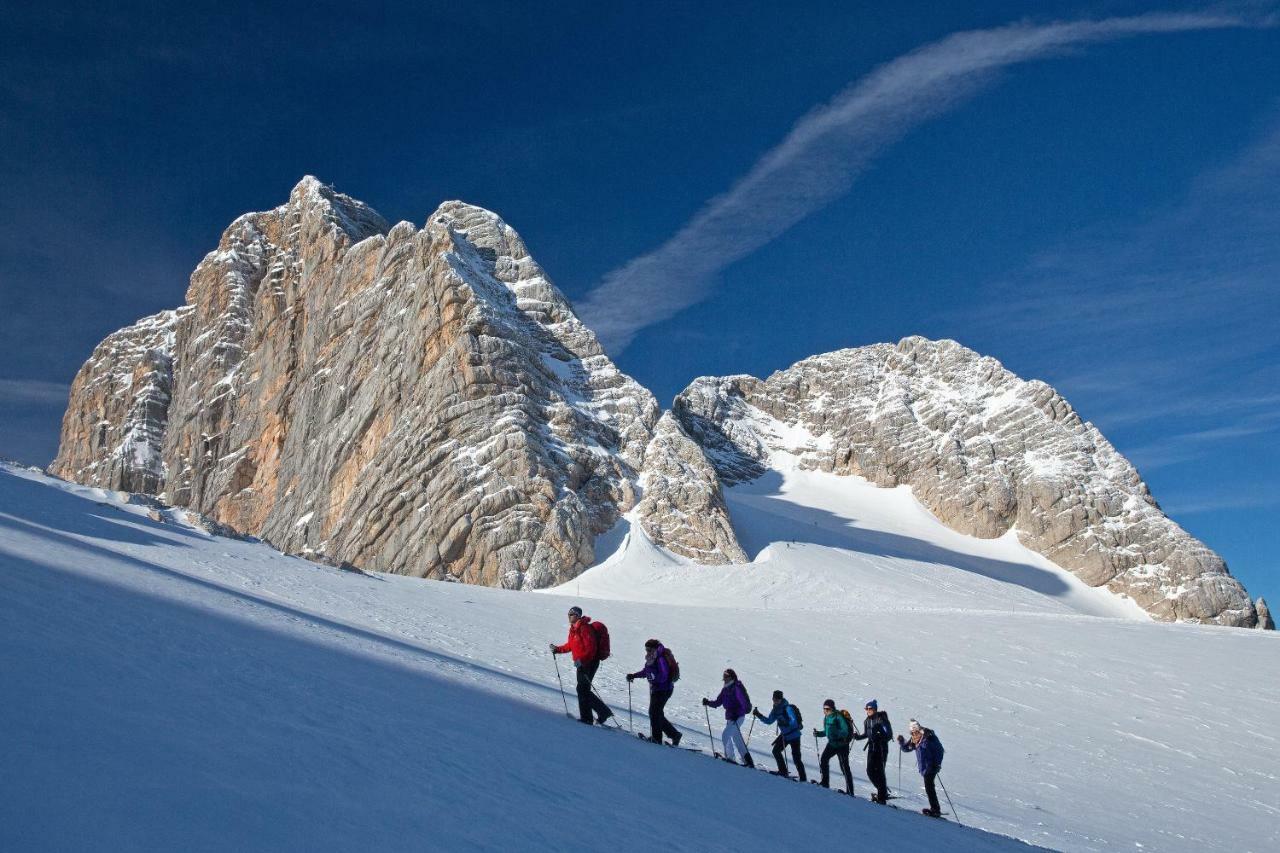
[897,735,905,745]
[701,698,710,706]
[626,673,635,682]
[813,729,822,737]
[549,643,559,653]
[752,706,760,717]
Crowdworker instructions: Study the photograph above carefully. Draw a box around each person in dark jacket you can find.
[702,669,754,767]
[813,699,854,795]
[752,690,806,781]
[898,719,944,816]
[852,699,894,803]
[626,639,682,746]
[549,606,613,726]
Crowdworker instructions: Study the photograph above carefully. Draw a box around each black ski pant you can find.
[820,742,853,794]
[772,735,806,780]
[648,687,680,743]
[575,659,612,724]
[866,746,889,801]
[922,768,941,813]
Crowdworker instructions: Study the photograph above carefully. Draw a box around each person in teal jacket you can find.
[812,699,854,795]
[752,690,807,781]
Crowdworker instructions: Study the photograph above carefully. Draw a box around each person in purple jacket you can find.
[702,669,755,767]
[626,639,682,746]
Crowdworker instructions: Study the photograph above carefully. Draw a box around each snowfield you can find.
[1,462,1276,852]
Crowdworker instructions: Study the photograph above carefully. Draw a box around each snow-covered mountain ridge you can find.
[672,339,1263,626]
[50,177,1265,626]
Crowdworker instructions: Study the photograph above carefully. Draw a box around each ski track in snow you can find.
[1,463,1277,852]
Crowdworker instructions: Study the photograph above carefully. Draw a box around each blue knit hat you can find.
[865,699,878,711]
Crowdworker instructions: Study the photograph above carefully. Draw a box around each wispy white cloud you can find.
[944,111,1280,455]
[1159,485,1280,515]
[0,379,70,406]
[1124,411,1280,471]
[577,10,1266,353]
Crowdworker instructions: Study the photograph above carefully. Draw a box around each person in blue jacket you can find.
[898,719,945,817]
[752,690,807,781]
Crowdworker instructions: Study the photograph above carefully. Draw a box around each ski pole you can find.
[897,748,903,796]
[745,714,755,750]
[813,732,821,780]
[705,705,718,757]
[627,680,634,734]
[939,775,961,826]
[551,651,571,718]
[590,685,623,728]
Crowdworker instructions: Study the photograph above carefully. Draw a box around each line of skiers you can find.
[550,607,948,817]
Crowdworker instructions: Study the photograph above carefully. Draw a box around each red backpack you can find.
[590,621,611,661]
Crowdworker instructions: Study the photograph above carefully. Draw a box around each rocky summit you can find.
[53,179,1265,626]
[53,177,659,588]
[672,338,1261,627]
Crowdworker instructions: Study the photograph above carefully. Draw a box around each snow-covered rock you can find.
[53,177,659,588]
[52,307,188,494]
[673,337,1259,627]
[634,412,746,563]
[52,182,1261,625]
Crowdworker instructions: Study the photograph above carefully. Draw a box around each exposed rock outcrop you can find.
[1257,597,1275,631]
[54,177,659,588]
[673,337,1259,627]
[635,412,746,563]
[53,308,188,494]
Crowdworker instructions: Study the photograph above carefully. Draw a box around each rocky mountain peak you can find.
[287,174,390,242]
[53,178,657,589]
[50,182,1264,627]
[671,336,1260,627]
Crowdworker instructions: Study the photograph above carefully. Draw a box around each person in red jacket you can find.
[550,606,613,726]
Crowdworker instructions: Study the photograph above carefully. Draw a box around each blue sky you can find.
[1,1,1276,604]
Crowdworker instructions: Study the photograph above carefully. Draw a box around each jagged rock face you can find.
[1257,598,1275,631]
[53,308,189,494]
[51,181,1260,625]
[635,412,746,564]
[53,177,659,588]
[674,337,1258,627]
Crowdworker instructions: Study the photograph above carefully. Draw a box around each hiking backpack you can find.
[786,703,803,727]
[872,712,893,742]
[590,621,611,661]
[838,709,855,741]
[662,647,680,682]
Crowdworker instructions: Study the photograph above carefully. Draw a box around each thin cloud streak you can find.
[1123,412,1280,471]
[943,112,1280,446]
[577,10,1262,353]
[0,379,71,406]
[1159,485,1280,515]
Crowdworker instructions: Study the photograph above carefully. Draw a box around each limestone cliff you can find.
[54,177,659,588]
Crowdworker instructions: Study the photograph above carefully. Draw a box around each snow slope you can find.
[571,457,1145,620]
[0,464,1032,852]
[2,463,1277,852]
